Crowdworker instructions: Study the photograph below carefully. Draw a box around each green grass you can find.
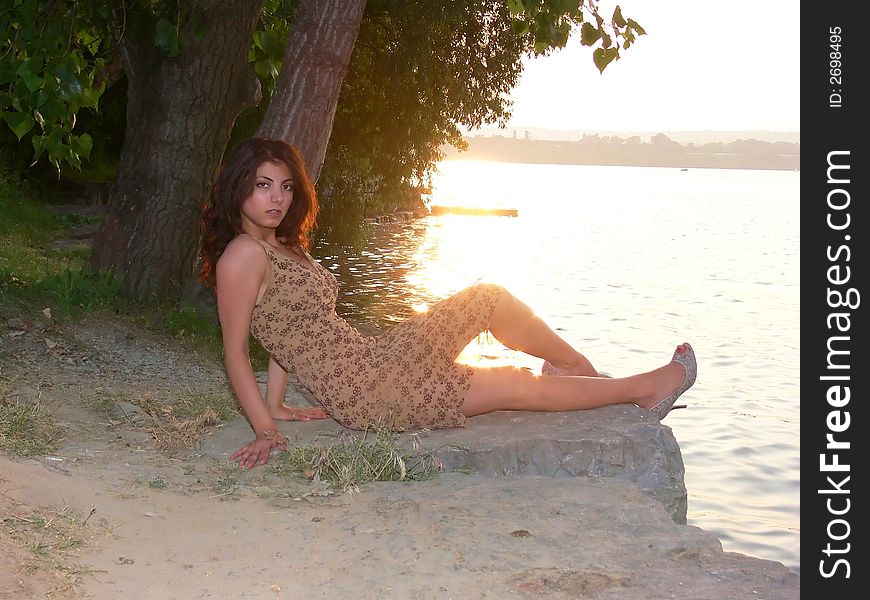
[0,160,234,363]
[147,476,166,489]
[148,304,228,360]
[0,163,267,447]
[0,175,61,242]
[0,166,122,319]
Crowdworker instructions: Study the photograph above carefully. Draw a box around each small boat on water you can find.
[429,205,518,217]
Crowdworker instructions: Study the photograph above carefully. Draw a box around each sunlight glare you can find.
[407,162,545,370]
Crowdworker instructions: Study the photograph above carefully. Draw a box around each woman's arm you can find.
[265,356,329,421]
[215,238,284,467]
[265,355,290,411]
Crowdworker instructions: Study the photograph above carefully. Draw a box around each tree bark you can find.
[91,0,264,301]
[256,0,366,183]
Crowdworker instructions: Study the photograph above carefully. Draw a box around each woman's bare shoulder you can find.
[218,235,267,271]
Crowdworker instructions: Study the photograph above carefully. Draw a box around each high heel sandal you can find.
[648,342,696,420]
[541,360,612,378]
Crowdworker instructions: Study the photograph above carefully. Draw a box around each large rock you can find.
[201,403,687,522]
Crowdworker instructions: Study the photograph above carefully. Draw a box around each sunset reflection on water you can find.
[315,160,801,573]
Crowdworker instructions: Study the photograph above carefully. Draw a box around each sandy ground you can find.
[0,314,276,599]
[0,315,800,600]
[0,310,612,600]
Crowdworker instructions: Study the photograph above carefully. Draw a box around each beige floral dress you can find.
[249,241,505,430]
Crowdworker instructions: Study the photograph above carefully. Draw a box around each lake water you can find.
[313,160,801,574]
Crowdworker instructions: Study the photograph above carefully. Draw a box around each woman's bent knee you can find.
[469,282,509,303]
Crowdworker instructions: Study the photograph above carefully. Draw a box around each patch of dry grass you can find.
[270,427,442,494]
[0,377,65,457]
[2,504,102,598]
[136,396,221,451]
[80,388,240,452]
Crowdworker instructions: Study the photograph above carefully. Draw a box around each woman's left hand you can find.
[271,404,329,421]
[231,429,287,469]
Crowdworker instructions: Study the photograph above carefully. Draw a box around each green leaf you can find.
[2,111,36,140]
[612,6,627,28]
[79,82,104,109]
[35,94,67,122]
[533,39,550,54]
[579,22,601,46]
[549,21,570,47]
[67,149,82,171]
[593,47,619,73]
[55,63,85,105]
[554,0,579,13]
[77,28,98,47]
[254,60,272,79]
[263,29,286,58]
[43,127,63,146]
[533,10,552,34]
[15,63,44,93]
[253,31,266,51]
[35,90,49,108]
[31,134,46,163]
[627,19,646,36]
[510,19,530,36]
[71,133,93,159]
[17,0,39,26]
[507,0,525,17]
[0,61,16,85]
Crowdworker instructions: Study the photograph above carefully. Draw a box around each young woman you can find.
[199,138,697,469]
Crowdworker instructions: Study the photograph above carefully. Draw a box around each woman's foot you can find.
[639,343,697,419]
[270,404,329,421]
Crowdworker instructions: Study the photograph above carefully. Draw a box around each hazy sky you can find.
[498,0,800,133]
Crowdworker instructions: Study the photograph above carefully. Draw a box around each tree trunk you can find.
[91,0,264,301]
[256,0,366,183]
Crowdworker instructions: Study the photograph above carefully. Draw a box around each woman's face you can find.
[239,160,294,237]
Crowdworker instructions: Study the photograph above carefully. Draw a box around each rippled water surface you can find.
[313,161,800,573]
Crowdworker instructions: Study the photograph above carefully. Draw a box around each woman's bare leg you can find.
[485,286,599,376]
[460,360,686,418]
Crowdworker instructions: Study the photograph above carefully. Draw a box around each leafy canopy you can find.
[2,0,644,180]
[318,0,529,228]
[0,0,210,172]
[509,0,646,71]
[317,0,644,231]
[0,1,114,171]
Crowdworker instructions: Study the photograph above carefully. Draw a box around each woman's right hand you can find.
[230,429,287,469]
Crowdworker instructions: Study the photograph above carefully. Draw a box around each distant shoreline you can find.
[465,127,801,145]
[444,134,800,172]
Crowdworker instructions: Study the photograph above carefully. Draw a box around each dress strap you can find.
[239,232,266,246]
[238,232,274,257]
[239,233,318,274]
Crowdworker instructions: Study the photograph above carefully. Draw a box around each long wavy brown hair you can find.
[198,138,318,289]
